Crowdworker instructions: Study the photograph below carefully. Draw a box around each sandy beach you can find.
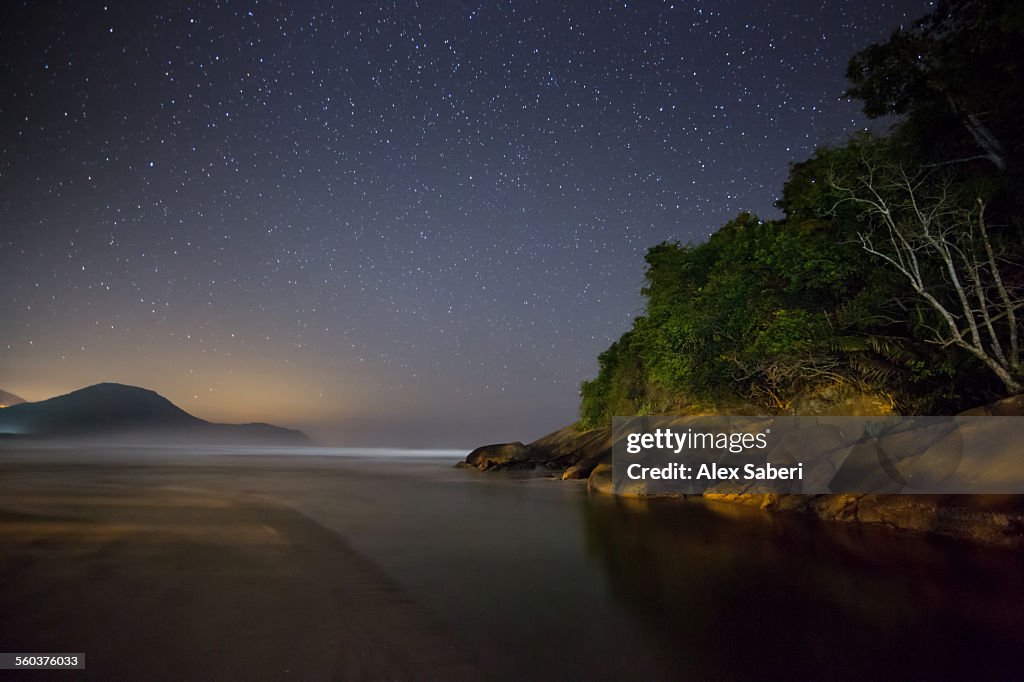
[0,455,480,680]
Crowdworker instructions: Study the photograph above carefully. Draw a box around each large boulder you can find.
[464,442,535,471]
[560,443,611,480]
[587,462,614,495]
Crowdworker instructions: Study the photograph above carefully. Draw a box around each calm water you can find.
[3,448,1024,679]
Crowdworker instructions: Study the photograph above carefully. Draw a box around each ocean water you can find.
[1,447,1023,679]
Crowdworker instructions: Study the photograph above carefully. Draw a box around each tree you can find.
[846,0,1024,171]
[827,145,1024,393]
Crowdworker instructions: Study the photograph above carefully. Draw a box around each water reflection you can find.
[582,495,1024,679]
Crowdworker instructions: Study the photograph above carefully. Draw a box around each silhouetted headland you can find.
[0,383,309,445]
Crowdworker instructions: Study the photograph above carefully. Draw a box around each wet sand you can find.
[0,458,479,681]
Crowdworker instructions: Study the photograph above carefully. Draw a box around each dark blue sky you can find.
[0,0,932,446]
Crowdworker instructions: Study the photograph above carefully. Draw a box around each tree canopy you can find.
[578,1,1024,427]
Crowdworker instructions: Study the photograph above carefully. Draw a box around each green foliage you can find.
[579,1,1024,425]
[747,310,826,357]
[579,212,883,422]
[578,333,642,428]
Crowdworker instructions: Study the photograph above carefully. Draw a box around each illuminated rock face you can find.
[463,395,1024,548]
[0,389,26,409]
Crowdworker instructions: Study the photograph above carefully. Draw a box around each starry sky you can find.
[1,0,932,446]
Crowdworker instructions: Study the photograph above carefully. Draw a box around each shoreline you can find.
[3,450,1024,679]
[0,459,480,681]
[463,417,1024,550]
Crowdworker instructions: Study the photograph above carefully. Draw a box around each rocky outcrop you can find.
[465,442,536,470]
[461,395,1024,549]
[587,462,614,495]
[685,493,1024,549]
[460,425,612,475]
[531,424,610,473]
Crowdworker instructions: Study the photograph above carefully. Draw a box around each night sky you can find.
[1,1,932,446]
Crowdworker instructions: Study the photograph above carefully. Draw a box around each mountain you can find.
[0,389,26,408]
[0,383,310,444]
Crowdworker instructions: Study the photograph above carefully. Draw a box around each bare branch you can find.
[829,155,1023,394]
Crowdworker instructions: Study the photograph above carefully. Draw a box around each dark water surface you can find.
[1,449,1023,680]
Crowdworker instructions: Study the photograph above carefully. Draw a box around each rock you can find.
[777,423,853,456]
[895,430,964,490]
[699,489,1024,550]
[877,419,957,461]
[803,461,837,492]
[773,494,812,513]
[560,446,611,480]
[464,442,535,471]
[530,425,611,471]
[853,495,941,532]
[465,393,1024,548]
[829,442,906,493]
[561,463,590,480]
[587,462,614,495]
[960,394,1024,416]
[808,494,863,522]
[614,470,652,497]
[704,492,763,507]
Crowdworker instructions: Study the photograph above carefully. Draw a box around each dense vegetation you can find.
[580,0,1024,427]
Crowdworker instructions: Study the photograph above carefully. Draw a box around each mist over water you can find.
[0,441,466,460]
[129,445,470,459]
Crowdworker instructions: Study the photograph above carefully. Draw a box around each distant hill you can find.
[0,389,26,408]
[0,383,310,444]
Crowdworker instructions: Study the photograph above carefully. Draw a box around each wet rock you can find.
[561,463,590,480]
[587,462,614,495]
